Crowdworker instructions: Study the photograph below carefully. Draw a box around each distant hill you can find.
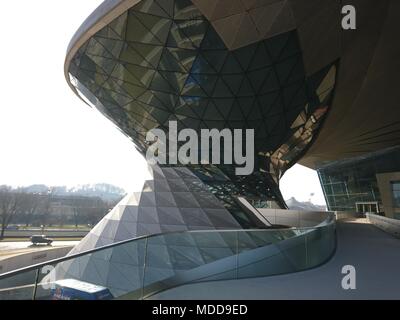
[285,197,326,211]
[21,183,126,202]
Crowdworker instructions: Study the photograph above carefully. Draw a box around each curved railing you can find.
[0,212,335,300]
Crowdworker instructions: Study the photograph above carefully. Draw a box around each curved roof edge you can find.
[64,0,141,102]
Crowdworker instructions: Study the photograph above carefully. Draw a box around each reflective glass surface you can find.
[68,0,338,218]
[318,146,400,211]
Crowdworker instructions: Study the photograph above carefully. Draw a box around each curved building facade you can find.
[59,0,400,294]
[66,0,337,236]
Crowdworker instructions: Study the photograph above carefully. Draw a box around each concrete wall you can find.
[366,213,400,238]
[257,208,334,228]
[334,211,363,220]
[0,247,72,275]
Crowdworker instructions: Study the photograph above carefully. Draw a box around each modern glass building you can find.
[67,0,337,234]
[318,147,400,217]
[54,0,400,298]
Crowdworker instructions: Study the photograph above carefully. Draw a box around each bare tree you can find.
[0,186,23,240]
[19,192,40,227]
[37,188,54,228]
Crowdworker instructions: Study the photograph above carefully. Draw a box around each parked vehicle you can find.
[51,279,113,300]
[30,235,53,245]
[5,225,19,230]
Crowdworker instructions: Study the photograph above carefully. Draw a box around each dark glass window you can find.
[391,181,400,208]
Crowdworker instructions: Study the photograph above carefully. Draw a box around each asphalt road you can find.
[0,241,79,253]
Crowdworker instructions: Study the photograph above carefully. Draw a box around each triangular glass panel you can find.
[79,54,102,73]
[133,11,172,44]
[158,47,186,72]
[202,101,224,120]
[137,91,167,110]
[96,26,121,40]
[228,101,245,121]
[259,69,280,94]
[213,98,234,119]
[247,103,263,120]
[279,32,301,61]
[238,77,254,97]
[248,42,272,71]
[270,117,287,137]
[126,12,161,45]
[190,73,218,96]
[265,114,282,134]
[174,0,202,20]
[152,91,178,110]
[247,119,264,134]
[109,12,128,39]
[111,63,143,87]
[183,97,209,119]
[212,78,233,98]
[286,56,305,84]
[181,75,208,97]
[283,82,307,109]
[222,74,244,95]
[128,42,163,68]
[201,50,227,73]
[86,37,114,59]
[248,67,273,94]
[167,22,195,49]
[265,32,290,62]
[158,70,187,93]
[221,53,243,74]
[175,103,200,118]
[119,43,152,68]
[191,54,216,74]
[133,0,170,17]
[166,47,196,72]
[258,92,281,116]
[237,97,256,118]
[149,71,175,92]
[200,24,226,50]
[175,19,207,49]
[276,55,299,85]
[147,106,172,124]
[125,64,155,87]
[114,78,147,99]
[92,37,124,59]
[233,42,257,71]
[178,116,202,130]
[155,0,174,17]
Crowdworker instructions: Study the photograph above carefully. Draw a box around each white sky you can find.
[0,0,326,205]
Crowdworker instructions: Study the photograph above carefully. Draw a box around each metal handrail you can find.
[0,215,333,280]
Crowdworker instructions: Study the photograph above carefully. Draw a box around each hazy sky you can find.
[0,1,326,205]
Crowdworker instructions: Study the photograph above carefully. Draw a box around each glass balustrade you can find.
[0,217,336,300]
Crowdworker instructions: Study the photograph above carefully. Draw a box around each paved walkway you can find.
[150,219,400,299]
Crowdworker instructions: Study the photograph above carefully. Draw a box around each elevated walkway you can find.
[0,210,336,300]
[149,218,400,299]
